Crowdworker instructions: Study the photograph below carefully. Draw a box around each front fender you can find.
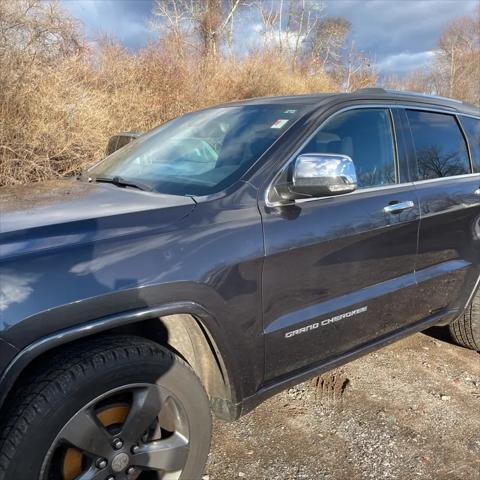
[0,338,17,377]
[0,295,245,413]
[0,183,265,413]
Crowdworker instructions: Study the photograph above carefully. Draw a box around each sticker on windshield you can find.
[271,119,289,129]
[284,109,297,114]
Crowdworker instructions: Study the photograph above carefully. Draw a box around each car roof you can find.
[221,88,480,117]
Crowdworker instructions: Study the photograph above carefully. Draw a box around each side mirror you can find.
[290,153,357,198]
[105,131,142,156]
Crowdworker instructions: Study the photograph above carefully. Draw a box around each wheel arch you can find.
[0,302,242,421]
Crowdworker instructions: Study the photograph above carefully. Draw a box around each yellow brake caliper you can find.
[62,404,130,480]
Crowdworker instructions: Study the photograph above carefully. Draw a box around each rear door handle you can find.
[384,200,415,214]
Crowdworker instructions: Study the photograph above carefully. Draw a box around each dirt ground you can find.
[205,331,480,480]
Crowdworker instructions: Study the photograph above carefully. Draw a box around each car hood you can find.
[0,179,196,258]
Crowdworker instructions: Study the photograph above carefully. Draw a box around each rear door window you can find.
[460,116,480,173]
[300,108,396,189]
[406,110,470,180]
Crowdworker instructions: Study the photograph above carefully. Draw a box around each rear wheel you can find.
[0,335,212,480]
[449,293,480,351]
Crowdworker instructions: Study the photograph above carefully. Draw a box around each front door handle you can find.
[474,188,480,196]
[384,200,415,214]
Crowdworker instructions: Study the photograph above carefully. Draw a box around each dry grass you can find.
[2,1,476,187]
[0,49,334,186]
[0,1,336,186]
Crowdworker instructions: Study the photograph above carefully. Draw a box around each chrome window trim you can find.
[413,172,480,186]
[458,113,480,120]
[267,184,414,208]
[270,173,480,208]
[292,182,415,206]
[265,104,480,208]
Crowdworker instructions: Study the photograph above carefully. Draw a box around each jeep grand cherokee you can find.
[0,88,479,479]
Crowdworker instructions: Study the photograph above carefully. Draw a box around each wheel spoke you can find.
[121,385,162,442]
[132,434,189,472]
[157,396,178,434]
[59,408,112,458]
[74,466,107,480]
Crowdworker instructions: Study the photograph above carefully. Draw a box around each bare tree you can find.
[341,41,377,92]
[150,0,190,55]
[307,16,351,73]
[152,0,242,59]
[0,0,82,62]
[0,0,83,92]
[255,0,323,69]
[383,67,435,95]
[417,146,466,179]
[381,7,479,105]
[434,7,480,104]
[287,0,324,69]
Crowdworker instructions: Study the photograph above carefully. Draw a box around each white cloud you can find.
[262,30,307,50]
[62,0,479,74]
[62,0,154,49]
[0,271,39,312]
[376,50,436,74]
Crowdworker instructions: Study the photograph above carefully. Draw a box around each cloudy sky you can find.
[62,0,479,75]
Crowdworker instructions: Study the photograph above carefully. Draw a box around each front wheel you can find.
[0,335,212,480]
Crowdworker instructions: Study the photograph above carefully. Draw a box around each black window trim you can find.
[387,108,401,185]
[458,113,480,174]
[456,115,474,173]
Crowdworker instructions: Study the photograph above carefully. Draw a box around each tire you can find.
[0,335,212,480]
[449,292,480,351]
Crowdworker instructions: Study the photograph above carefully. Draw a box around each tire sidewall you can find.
[2,349,211,480]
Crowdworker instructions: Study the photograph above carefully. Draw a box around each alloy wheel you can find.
[41,383,190,480]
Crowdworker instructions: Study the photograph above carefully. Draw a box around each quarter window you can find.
[406,110,470,180]
[460,116,480,173]
[300,109,396,189]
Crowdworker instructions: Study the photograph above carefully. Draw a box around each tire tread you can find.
[449,295,480,351]
[0,335,202,479]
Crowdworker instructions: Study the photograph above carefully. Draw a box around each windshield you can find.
[89,104,307,196]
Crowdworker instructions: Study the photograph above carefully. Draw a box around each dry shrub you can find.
[0,1,332,186]
[220,51,335,99]
[1,1,477,187]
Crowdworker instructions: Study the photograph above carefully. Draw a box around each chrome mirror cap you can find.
[290,153,358,198]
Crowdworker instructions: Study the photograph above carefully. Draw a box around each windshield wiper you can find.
[91,175,153,192]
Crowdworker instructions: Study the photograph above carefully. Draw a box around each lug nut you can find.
[96,458,107,469]
[112,438,124,450]
[126,467,136,475]
[131,445,139,454]
[106,476,115,480]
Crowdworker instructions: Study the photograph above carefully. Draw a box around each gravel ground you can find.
[205,331,480,480]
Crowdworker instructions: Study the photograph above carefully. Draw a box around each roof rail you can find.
[385,89,464,104]
[354,87,464,104]
[355,87,387,94]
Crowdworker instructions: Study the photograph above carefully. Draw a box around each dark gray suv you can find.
[0,88,479,480]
